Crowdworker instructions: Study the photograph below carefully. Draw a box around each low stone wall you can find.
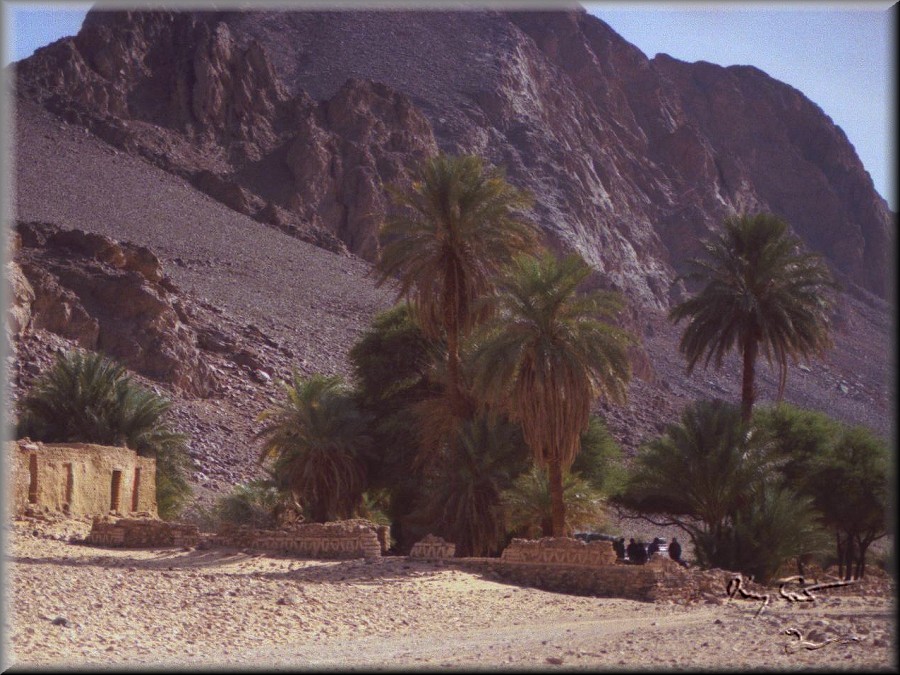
[211,520,384,559]
[409,534,456,559]
[80,516,389,560]
[448,538,733,604]
[501,537,617,567]
[85,516,199,548]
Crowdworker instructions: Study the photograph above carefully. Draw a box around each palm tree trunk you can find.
[447,327,462,417]
[548,460,566,537]
[741,338,758,425]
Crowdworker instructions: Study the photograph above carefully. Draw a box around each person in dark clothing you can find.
[625,538,639,562]
[626,539,647,564]
[669,537,688,567]
[648,537,661,558]
[613,537,626,560]
[634,540,648,564]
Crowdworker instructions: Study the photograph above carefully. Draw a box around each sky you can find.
[2,1,896,210]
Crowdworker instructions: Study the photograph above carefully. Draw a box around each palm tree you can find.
[669,213,837,424]
[502,466,607,539]
[256,372,372,522]
[375,153,539,419]
[619,400,773,556]
[407,414,529,556]
[471,252,634,537]
[16,350,192,518]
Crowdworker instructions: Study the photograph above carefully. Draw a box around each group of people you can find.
[612,536,688,567]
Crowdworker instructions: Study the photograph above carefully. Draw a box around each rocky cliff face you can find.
[16,10,438,262]
[11,221,216,396]
[16,8,892,304]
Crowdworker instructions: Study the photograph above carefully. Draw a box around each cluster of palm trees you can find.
[256,153,636,552]
[375,154,635,539]
[621,209,887,581]
[256,151,859,565]
[18,151,884,576]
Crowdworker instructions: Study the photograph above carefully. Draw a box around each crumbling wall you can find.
[409,534,455,559]
[211,520,385,559]
[446,538,731,603]
[500,537,617,566]
[8,440,157,518]
[85,516,198,547]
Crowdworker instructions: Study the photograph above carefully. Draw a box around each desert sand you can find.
[5,518,895,671]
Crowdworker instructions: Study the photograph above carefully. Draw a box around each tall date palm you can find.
[670,213,836,424]
[471,253,634,536]
[375,153,539,419]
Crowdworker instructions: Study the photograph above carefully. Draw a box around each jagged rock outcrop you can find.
[12,221,216,396]
[16,10,439,263]
[213,8,892,302]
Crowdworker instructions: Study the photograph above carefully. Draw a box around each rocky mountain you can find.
[8,7,893,507]
[15,8,893,303]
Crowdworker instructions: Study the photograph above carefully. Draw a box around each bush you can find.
[571,415,626,496]
[618,399,826,581]
[757,404,890,579]
[256,372,372,522]
[502,466,608,539]
[407,414,529,557]
[215,480,287,529]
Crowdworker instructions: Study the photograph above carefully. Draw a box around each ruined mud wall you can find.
[9,440,157,518]
[85,516,198,547]
[211,520,387,559]
[444,538,731,603]
[409,534,456,559]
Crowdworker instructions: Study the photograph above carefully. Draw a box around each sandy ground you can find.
[4,519,896,671]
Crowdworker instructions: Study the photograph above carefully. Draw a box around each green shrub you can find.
[256,372,372,522]
[618,399,826,581]
[572,415,627,496]
[215,479,287,529]
[502,466,608,539]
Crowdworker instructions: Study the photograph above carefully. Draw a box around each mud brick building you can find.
[8,439,157,518]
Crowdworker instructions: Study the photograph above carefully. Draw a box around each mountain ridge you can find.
[15,7,893,300]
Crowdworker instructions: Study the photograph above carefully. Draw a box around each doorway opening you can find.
[110,470,122,512]
[131,468,141,512]
[28,454,38,504]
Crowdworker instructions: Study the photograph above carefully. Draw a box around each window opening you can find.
[64,462,74,505]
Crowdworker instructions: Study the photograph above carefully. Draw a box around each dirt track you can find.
[6,520,895,671]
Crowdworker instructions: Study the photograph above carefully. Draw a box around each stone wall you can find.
[492,555,731,603]
[409,534,455,559]
[211,520,385,559]
[8,440,157,518]
[500,537,617,567]
[85,516,199,547]
[444,538,733,604]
